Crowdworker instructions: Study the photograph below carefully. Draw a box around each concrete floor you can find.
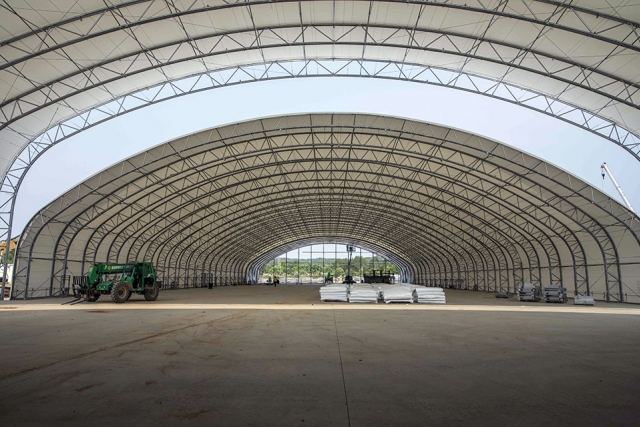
[1,285,639,426]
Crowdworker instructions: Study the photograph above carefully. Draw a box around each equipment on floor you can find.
[494,291,509,298]
[574,295,595,306]
[544,283,568,303]
[343,275,356,284]
[342,245,357,284]
[324,272,333,283]
[516,283,541,302]
[72,262,159,303]
[363,269,394,284]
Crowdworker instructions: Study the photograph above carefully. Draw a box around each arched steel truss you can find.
[3,0,640,287]
[245,237,416,283]
[12,114,640,303]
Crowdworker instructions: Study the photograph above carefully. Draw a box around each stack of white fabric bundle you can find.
[574,295,595,306]
[381,285,414,303]
[375,284,397,299]
[414,287,446,304]
[348,285,378,303]
[319,284,349,302]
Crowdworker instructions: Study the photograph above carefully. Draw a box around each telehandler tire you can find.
[87,292,100,302]
[144,284,159,301]
[111,282,130,303]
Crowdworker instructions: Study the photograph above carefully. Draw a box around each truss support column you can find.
[513,267,523,294]
[1,231,10,299]
[1,195,14,299]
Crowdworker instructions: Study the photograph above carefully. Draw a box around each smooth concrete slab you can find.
[1,286,639,426]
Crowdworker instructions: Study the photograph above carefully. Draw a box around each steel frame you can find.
[246,237,415,284]
[4,0,640,290]
[58,142,532,290]
[12,115,640,303]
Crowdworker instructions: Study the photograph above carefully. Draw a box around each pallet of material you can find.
[348,285,378,303]
[414,287,446,304]
[319,284,348,302]
[544,284,568,303]
[516,283,541,302]
[574,295,595,306]
[382,285,414,303]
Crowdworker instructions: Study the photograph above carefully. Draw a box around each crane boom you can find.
[601,162,635,213]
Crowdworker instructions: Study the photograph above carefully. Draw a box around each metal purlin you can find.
[3,25,639,132]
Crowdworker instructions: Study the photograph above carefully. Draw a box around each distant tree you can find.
[1,248,14,264]
[259,248,402,280]
[310,263,322,277]
[298,260,310,276]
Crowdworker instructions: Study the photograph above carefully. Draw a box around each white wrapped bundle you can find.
[348,285,378,303]
[375,284,395,299]
[320,284,348,302]
[382,285,414,303]
[414,287,446,304]
[574,295,595,305]
[414,287,444,293]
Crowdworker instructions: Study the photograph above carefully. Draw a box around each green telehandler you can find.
[75,262,159,303]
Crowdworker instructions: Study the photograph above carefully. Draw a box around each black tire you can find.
[111,282,130,303]
[144,284,159,301]
[87,292,100,302]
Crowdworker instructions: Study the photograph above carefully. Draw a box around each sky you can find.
[14,77,640,236]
